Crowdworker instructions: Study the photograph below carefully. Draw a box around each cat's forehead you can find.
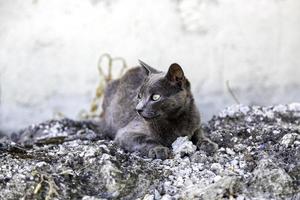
[140,72,179,95]
[146,73,165,85]
[140,73,164,91]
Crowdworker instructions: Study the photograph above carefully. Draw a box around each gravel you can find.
[0,104,299,199]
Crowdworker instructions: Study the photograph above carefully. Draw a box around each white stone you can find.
[281,133,298,147]
[289,103,300,111]
[172,136,197,156]
[210,163,223,174]
[226,148,235,156]
[161,194,172,200]
[143,194,154,200]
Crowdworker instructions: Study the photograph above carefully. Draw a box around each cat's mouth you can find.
[139,113,160,120]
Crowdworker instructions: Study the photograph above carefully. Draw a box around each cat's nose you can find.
[135,102,144,114]
[135,108,143,115]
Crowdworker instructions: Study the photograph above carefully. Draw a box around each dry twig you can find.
[226,80,240,104]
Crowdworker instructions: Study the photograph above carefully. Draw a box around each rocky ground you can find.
[0,104,300,200]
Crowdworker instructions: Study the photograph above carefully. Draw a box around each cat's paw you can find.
[148,146,170,160]
[197,139,218,155]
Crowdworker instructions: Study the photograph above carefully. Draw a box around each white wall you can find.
[1,0,300,133]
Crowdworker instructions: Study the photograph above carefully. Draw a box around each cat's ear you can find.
[139,60,159,75]
[166,63,185,85]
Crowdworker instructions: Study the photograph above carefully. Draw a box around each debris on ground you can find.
[1,104,299,199]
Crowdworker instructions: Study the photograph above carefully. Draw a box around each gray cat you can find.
[99,60,216,159]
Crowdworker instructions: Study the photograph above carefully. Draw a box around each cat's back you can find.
[101,67,146,136]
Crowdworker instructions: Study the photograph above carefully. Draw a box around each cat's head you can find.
[135,60,192,121]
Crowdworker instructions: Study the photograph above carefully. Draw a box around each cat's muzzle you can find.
[136,109,160,120]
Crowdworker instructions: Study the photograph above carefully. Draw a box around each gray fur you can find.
[99,61,213,159]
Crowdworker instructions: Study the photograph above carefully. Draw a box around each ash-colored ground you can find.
[0,104,299,199]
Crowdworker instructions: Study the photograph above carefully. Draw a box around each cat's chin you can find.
[140,114,160,121]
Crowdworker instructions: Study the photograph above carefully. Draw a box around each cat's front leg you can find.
[114,130,170,159]
[191,128,218,155]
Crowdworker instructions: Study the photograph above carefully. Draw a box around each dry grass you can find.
[79,53,128,119]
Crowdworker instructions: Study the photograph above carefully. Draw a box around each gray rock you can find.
[181,176,241,200]
[246,159,296,199]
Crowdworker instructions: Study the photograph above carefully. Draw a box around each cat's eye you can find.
[151,94,161,101]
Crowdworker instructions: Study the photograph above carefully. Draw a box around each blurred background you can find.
[0,0,300,134]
